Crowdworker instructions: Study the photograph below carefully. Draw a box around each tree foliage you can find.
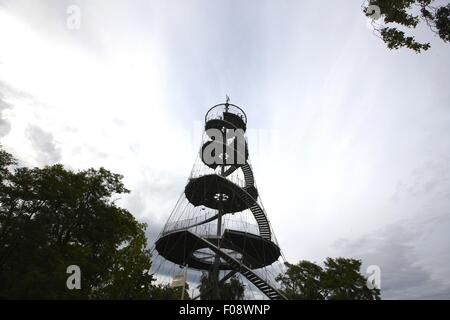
[150,282,190,300]
[276,258,381,300]
[275,260,323,299]
[363,0,450,52]
[0,146,153,299]
[198,272,245,300]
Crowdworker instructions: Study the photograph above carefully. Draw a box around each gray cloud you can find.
[0,81,14,137]
[335,213,450,299]
[0,80,37,138]
[0,92,11,137]
[25,124,61,164]
[391,157,450,203]
[119,167,187,245]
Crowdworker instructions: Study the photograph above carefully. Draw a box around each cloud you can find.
[0,91,11,137]
[0,80,20,138]
[390,156,450,202]
[25,124,61,165]
[334,213,450,299]
[0,79,35,138]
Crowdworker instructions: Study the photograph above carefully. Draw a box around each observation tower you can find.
[155,100,287,300]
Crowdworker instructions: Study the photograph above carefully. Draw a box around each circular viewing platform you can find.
[184,174,258,213]
[205,103,247,132]
[155,229,281,270]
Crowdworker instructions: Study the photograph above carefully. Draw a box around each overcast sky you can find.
[1,0,449,299]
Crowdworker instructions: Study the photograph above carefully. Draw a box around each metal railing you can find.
[205,103,247,124]
[162,214,260,237]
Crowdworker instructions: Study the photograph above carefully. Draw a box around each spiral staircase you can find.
[155,102,287,300]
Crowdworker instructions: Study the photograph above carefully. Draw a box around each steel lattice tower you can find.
[155,101,287,300]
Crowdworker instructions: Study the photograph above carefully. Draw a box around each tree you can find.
[150,283,190,300]
[0,146,153,299]
[275,260,324,300]
[220,274,245,300]
[276,258,381,300]
[363,0,450,52]
[0,147,16,177]
[197,272,245,300]
[321,258,380,300]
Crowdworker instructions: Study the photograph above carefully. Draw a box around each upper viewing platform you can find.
[205,103,247,132]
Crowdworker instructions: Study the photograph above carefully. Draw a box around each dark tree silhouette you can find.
[363,0,450,52]
[0,146,153,299]
[197,272,245,300]
[150,283,190,300]
[275,260,324,300]
[277,258,381,300]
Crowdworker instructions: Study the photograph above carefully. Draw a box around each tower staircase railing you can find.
[188,230,287,300]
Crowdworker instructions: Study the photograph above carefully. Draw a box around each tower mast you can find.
[211,97,230,298]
